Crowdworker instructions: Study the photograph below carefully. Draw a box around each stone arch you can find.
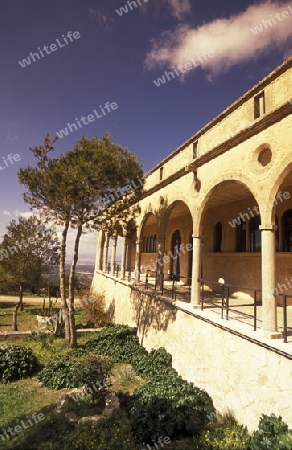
[197,178,261,290]
[195,177,260,235]
[163,200,193,283]
[139,211,159,274]
[266,162,292,225]
[137,210,158,241]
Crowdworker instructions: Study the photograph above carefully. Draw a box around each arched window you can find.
[145,236,150,253]
[236,218,246,252]
[171,230,181,280]
[142,236,146,252]
[214,222,222,252]
[153,235,157,253]
[275,215,279,252]
[249,216,261,252]
[282,209,292,252]
[149,235,154,253]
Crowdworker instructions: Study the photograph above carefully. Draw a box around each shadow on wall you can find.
[106,298,115,323]
[130,289,177,346]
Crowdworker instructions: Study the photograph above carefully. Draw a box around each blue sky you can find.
[0,0,291,263]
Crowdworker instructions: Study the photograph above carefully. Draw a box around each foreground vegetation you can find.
[0,325,291,449]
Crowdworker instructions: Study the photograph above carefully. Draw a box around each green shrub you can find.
[0,345,39,383]
[131,347,178,380]
[37,351,83,389]
[85,325,146,363]
[250,414,292,450]
[126,376,215,442]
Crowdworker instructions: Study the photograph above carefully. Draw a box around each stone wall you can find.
[92,271,292,431]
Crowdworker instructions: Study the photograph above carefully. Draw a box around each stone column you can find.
[121,231,127,279]
[190,235,202,308]
[156,238,165,290]
[95,231,103,272]
[110,234,118,276]
[135,240,141,282]
[102,233,110,273]
[260,225,282,338]
[98,230,105,271]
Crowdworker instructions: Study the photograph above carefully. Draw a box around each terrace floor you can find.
[138,274,292,346]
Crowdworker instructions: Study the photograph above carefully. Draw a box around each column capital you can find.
[192,234,203,240]
[259,225,277,231]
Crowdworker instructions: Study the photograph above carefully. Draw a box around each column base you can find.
[259,329,283,340]
[191,304,202,310]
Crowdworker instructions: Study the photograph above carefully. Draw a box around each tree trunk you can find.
[12,284,24,331]
[68,223,83,348]
[60,220,70,347]
[19,284,24,311]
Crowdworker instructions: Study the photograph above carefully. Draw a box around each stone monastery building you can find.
[92,57,292,429]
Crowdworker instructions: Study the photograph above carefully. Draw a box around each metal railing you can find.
[143,270,191,301]
[98,265,291,343]
[273,293,291,343]
[200,279,262,332]
[101,262,136,281]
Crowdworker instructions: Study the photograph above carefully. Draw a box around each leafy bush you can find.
[37,351,84,389]
[79,289,109,327]
[85,325,146,363]
[131,347,178,381]
[126,376,215,441]
[249,414,292,450]
[0,345,39,383]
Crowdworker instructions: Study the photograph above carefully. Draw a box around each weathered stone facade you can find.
[91,273,292,431]
[92,57,292,430]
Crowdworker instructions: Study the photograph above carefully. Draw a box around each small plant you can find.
[0,345,39,383]
[73,353,114,403]
[79,289,109,327]
[29,330,55,349]
[197,413,250,449]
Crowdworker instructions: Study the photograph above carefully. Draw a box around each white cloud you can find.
[2,210,12,216]
[145,1,292,78]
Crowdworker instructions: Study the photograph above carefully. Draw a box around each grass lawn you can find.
[0,302,87,333]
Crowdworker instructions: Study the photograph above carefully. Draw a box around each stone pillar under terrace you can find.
[260,225,282,339]
[95,231,103,272]
[121,231,127,279]
[156,238,165,290]
[110,234,118,276]
[134,240,141,282]
[190,235,202,308]
[102,233,110,273]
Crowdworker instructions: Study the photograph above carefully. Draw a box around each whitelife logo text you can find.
[55,102,118,139]
[18,31,81,68]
